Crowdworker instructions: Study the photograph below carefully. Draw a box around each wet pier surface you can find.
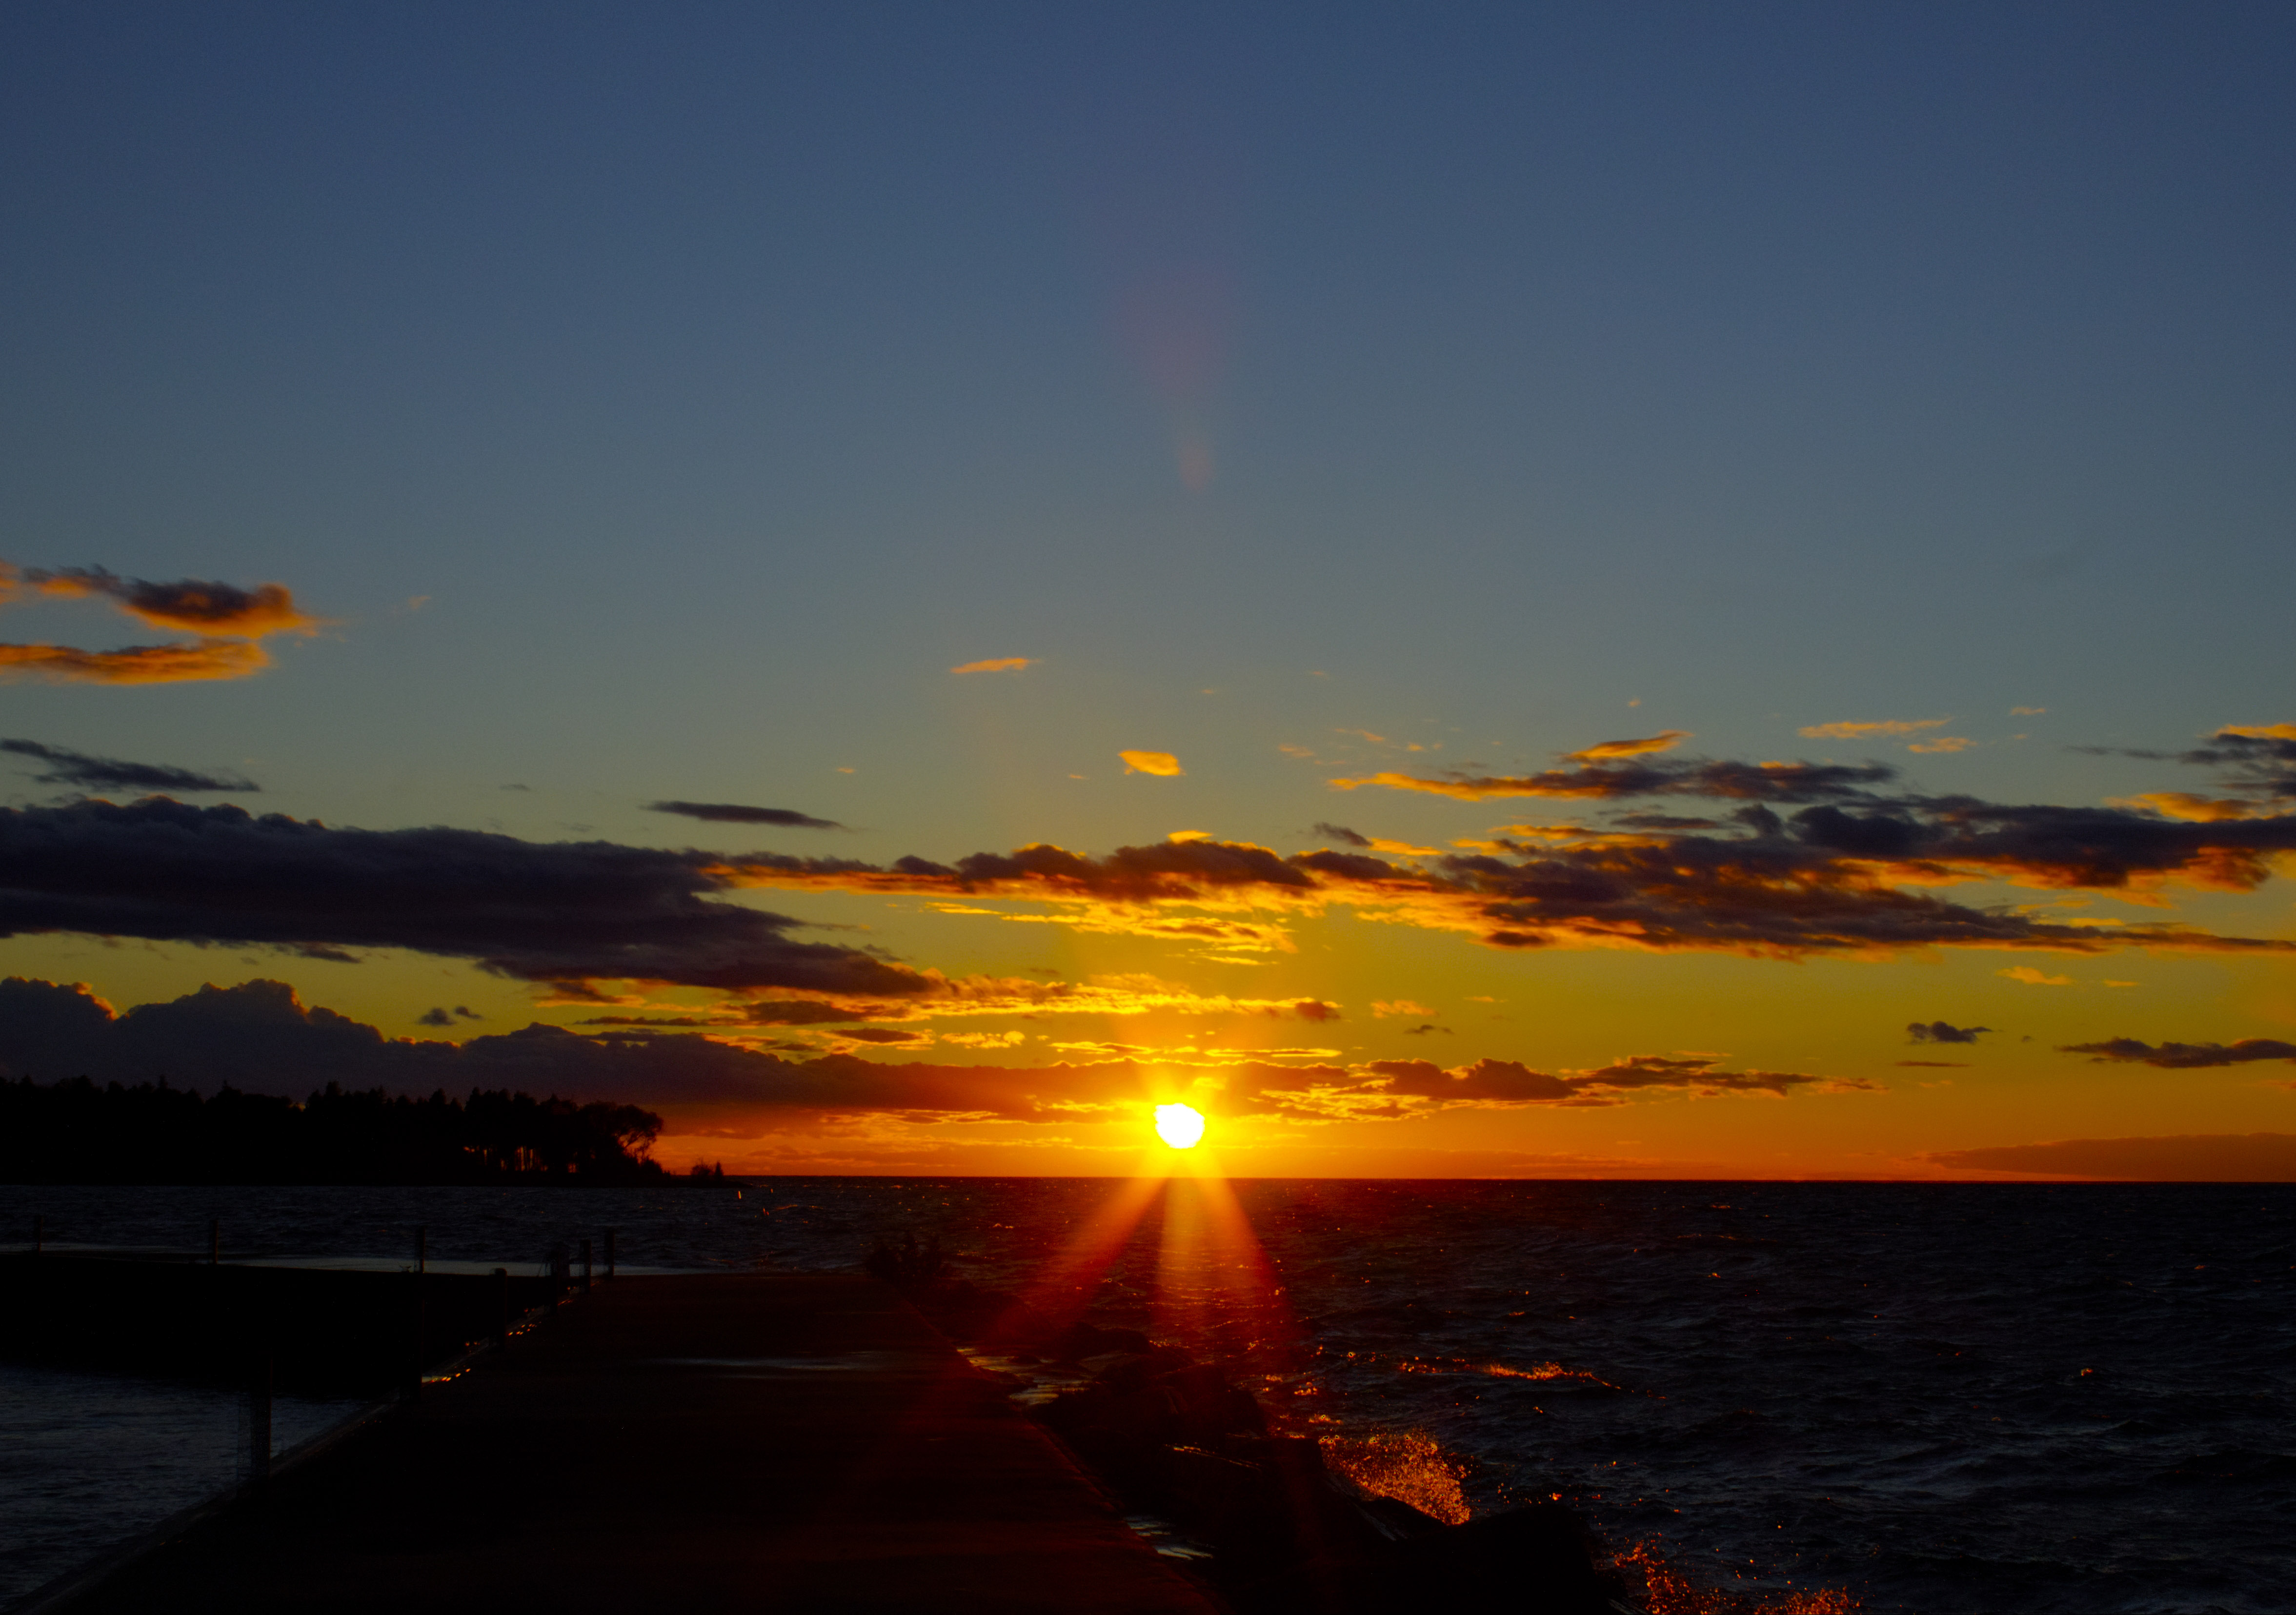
[60,1274,1220,1614]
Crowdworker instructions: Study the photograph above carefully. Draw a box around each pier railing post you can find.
[604,1228,616,1280]
[416,1224,427,1275]
[549,1242,570,1296]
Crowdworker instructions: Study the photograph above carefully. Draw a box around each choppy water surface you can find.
[3,1179,2289,1614]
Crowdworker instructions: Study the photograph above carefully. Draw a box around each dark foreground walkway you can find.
[66,1274,1220,1615]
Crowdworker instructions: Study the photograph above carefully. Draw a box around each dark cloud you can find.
[1909,1020,1992,1045]
[647,801,846,829]
[1403,1023,1451,1036]
[1609,812,1721,831]
[2173,728,2296,801]
[417,1007,454,1027]
[1359,1053,1868,1107]
[2058,1036,2296,1069]
[0,797,929,996]
[1924,1133,2296,1181]
[1312,822,1372,847]
[0,739,257,794]
[1291,999,1341,1022]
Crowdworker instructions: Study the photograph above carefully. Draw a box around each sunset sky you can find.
[3,2,2294,1178]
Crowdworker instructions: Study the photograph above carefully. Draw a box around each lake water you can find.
[2,1178,2288,1614]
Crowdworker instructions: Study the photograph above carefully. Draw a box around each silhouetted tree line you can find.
[0,1076,686,1185]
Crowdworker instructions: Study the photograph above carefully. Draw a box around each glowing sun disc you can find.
[1154,1103,1206,1150]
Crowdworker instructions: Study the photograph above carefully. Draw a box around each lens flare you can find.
[1153,1103,1206,1150]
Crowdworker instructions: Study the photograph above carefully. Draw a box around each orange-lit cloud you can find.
[2106,793,2261,822]
[1907,736,1974,754]
[1799,718,1949,740]
[950,656,1035,674]
[2000,967,2074,986]
[1567,730,1692,761]
[0,639,272,685]
[1120,749,1184,776]
[2219,723,2296,741]
[0,563,322,685]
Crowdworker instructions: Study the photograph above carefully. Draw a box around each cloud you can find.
[14,566,322,636]
[0,640,273,685]
[1908,1020,1992,1044]
[0,564,323,686]
[1567,731,1692,762]
[1291,999,1341,1022]
[1799,719,1950,740]
[0,975,1876,1135]
[1896,1059,1968,1068]
[2000,967,2074,986]
[0,739,258,794]
[2105,792,2263,823]
[418,1004,485,1027]
[728,792,2296,963]
[646,801,844,829]
[1333,757,1896,803]
[2010,707,2047,717]
[1907,736,1974,754]
[1922,1133,2296,1181]
[2095,725,2296,805]
[2058,1036,2296,1069]
[1360,1052,1874,1108]
[1313,822,1372,847]
[1120,750,1185,776]
[950,657,1035,674]
[0,797,930,996]
[1372,1000,1434,1018]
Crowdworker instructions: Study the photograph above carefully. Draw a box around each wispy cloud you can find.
[950,656,1035,674]
[1923,1133,2296,1180]
[0,739,257,794]
[1567,730,1692,761]
[1120,749,1184,776]
[1799,718,1949,740]
[1333,757,1895,803]
[2058,1036,2296,1069]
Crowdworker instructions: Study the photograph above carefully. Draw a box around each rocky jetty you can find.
[877,1259,1643,1615]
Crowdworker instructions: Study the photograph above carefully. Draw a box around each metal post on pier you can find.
[549,1242,570,1295]
[581,1238,593,1292]
[208,1218,221,1266]
[604,1228,616,1280]
[493,1267,510,1344]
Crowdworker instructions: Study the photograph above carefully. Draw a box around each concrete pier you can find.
[55,1274,1219,1614]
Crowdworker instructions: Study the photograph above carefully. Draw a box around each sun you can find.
[1153,1102,1206,1150]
